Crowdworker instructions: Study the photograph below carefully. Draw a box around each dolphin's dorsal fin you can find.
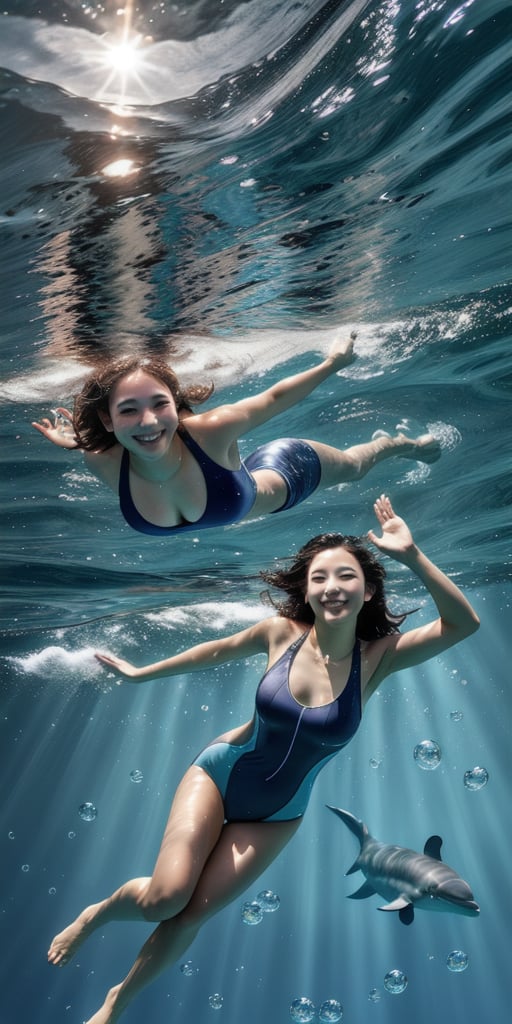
[424,835,443,860]
[347,880,376,900]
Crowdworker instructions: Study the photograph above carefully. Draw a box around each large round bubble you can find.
[241,900,263,925]
[208,993,223,1009]
[290,996,316,1022]
[463,766,489,790]
[383,969,408,994]
[413,739,442,770]
[447,950,469,972]
[78,802,97,821]
[318,998,343,1022]
[256,889,281,912]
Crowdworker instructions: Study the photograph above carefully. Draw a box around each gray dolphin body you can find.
[329,806,480,925]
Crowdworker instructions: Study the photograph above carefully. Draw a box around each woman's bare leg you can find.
[309,432,441,489]
[48,767,225,967]
[249,431,441,516]
[84,816,301,1024]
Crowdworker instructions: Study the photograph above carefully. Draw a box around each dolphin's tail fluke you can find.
[326,806,370,875]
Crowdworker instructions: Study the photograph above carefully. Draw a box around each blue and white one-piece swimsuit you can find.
[192,632,362,822]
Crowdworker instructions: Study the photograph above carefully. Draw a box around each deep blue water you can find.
[1,1,511,1023]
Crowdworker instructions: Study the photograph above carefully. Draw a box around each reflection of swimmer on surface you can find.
[47,496,479,1024]
[32,334,441,536]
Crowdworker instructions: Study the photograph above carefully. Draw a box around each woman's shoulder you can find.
[83,444,122,487]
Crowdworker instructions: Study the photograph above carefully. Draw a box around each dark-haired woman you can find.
[32,335,440,537]
[47,495,479,1024]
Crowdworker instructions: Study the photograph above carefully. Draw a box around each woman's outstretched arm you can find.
[95,619,271,683]
[203,332,356,441]
[367,494,480,681]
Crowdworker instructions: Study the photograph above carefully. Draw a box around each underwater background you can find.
[1,1,511,1022]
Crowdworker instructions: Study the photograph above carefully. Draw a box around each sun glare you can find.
[103,39,142,74]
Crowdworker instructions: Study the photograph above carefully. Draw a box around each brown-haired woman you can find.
[32,335,440,537]
[47,495,479,1023]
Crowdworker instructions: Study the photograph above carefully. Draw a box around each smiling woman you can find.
[46,495,479,1024]
[31,339,442,536]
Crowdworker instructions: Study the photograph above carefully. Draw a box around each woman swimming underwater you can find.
[47,495,479,1024]
[32,335,440,536]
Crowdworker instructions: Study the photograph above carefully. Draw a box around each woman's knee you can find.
[140,881,193,923]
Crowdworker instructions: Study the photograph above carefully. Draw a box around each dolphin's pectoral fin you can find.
[399,903,415,925]
[424,835,443,860]
[378,897,415,925]
[378,896,411,912]
[347,880,376,900]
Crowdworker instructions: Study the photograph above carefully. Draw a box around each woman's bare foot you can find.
[402,433,442,464]
[85,986,122,1024]
[48,901,103,966]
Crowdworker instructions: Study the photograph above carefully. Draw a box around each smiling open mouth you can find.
[134,431,164,443]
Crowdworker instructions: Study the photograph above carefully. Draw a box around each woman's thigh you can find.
[144,767,225,915]
[181,817,302,925]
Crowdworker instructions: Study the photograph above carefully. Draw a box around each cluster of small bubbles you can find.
[368,988,381,1003]
[21,864,30,872]
[450,710,464,722]
[78,802,97,821]
[446,950,468,972]
[8,831,15,840]
[241,900,264,925]
[369,756,382,769]
[49,887,57,895]
[180,960,197,976]
[290,997,316,1022]
[256,889,280,912]
[208,993,223,1010]
[129,769,143,784]
[383,969,408,994]
[318,998,343,1022]
[464,766,489,790]
[413,739,442,770]
[68,831,76,839]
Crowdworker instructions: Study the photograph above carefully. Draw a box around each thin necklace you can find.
[310,634,352,667]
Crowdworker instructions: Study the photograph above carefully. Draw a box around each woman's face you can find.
[99,370,179,459]
[304,546,373,626]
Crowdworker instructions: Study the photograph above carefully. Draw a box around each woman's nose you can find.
[140,407,158,425]
[325,580,341,594]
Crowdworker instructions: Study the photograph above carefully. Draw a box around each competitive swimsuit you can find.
[118,428,322,535]
[192,632,362,822]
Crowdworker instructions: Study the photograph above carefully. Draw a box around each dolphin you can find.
[328,806,480,925]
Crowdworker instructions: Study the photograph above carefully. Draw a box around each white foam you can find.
[7,645,101,679]
[144,601,268,631]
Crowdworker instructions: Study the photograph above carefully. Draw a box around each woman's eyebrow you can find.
[116,391,169,407]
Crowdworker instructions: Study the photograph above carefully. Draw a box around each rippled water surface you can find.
[1,2,511,1023]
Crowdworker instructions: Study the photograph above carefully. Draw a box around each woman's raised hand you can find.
[326,330,357,370]
[367,494,416,560]
[31,407,78,449]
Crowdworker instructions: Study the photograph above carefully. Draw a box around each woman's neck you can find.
[309,623,356,665]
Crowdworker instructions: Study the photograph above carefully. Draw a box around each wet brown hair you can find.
[260,533,407,640]
[71,356,214,451]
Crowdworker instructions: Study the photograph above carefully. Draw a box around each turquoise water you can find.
[1,1,511,1022]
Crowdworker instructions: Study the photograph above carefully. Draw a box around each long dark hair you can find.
[72,356,214,451]
[260,533,406,640]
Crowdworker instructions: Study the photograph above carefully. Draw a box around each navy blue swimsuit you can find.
[118,427,322,535]
[192,632,362,822]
